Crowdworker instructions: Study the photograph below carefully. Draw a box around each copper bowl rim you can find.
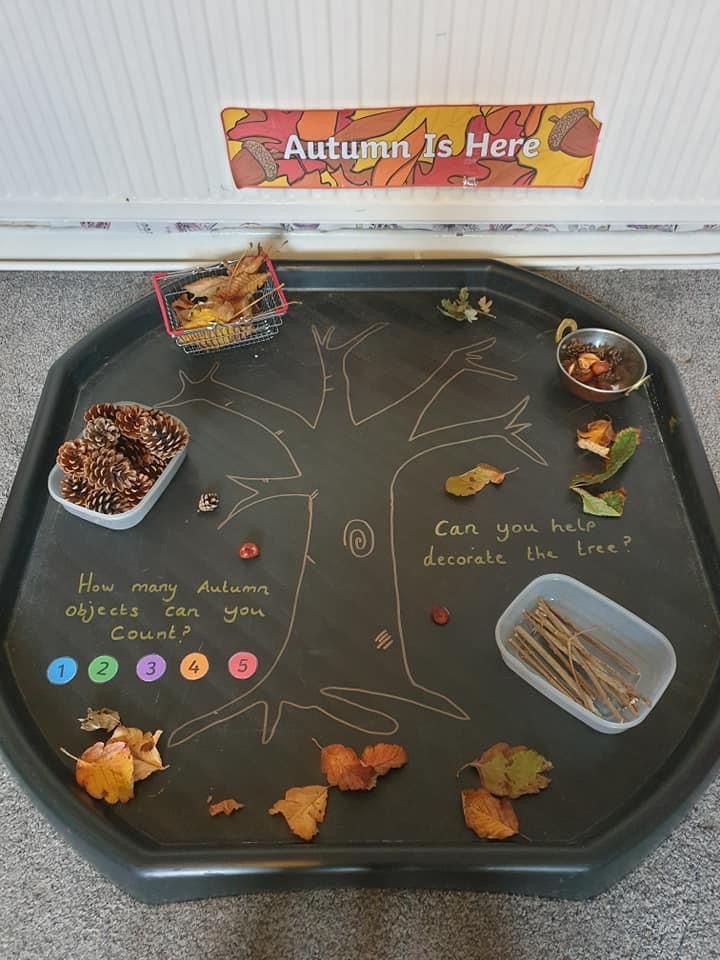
[556,327,648,399]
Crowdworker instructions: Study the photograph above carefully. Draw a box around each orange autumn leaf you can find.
[361,742,408,776]
[320,744,377,791]
[269,785,328,841]
[108,725,167,783]
[461,787,519,840]
[576,418,616,458]
[371,121,427,188]
[208,797,244,817]
[296,110,339,141]
[75,740,134,805]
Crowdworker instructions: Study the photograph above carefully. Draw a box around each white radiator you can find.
[0,0,718,265]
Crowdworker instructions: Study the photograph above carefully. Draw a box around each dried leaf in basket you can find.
[181,276,226,299]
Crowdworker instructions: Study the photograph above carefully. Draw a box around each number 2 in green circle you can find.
[88,655,119,683]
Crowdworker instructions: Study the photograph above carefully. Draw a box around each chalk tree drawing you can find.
[161,322,547,746]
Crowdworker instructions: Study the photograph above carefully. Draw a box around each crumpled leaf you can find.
[571,428,640,487]
[208,797,244,816]
[445,463,505,497]
[461,742,553,799]
[461,787,518,840]
[360,743,408,776]
[477,296,494,316]
[438,287,496,322]
[78,707,121,733]
[75,740,134,804]
[321,743,377,791]
[108,725,167,783]
[268,785,328,841]
[182,276,225,298]
[576,418,616,459]
[571,486,626,517]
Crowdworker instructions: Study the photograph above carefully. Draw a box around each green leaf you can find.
[570,486,626,517]
[571,427,640,487]
[437,287,476,322]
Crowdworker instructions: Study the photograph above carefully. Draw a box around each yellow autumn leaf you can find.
[462,742,553,799]
[461,787,519,840]
[445,463,506,497]
[75,740,134,804]
[268,785,328,841]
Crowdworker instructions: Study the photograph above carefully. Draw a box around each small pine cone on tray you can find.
[85,488,124,515]
[83,416,121,449]
[84,402,119,424]
[115,404,151,440]
[85,448,136,493]
[60,475,92,506]
[140,411,189,461]
[197,492,219,513]
[118,472,153,511]
[57,439,91,475]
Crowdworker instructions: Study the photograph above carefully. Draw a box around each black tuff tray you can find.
[1,260,720,903]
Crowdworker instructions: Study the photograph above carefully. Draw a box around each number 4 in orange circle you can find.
[180,652,210,680]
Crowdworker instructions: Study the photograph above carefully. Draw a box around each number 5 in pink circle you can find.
[227,651,258,680]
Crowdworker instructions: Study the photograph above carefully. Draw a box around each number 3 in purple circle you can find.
[136,653,167,682]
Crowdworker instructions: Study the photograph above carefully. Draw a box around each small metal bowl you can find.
[556,327,647,403]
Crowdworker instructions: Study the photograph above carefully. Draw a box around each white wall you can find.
[0,0,717,225]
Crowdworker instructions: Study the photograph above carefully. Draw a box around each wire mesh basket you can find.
[152,255,288,355]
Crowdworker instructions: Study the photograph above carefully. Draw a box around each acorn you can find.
[548,108,600,158]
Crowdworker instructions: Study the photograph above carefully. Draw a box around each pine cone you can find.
[85,449,136,493]
[57,439,91,475]
[140,412,189,461]
[85,488,123,515]
[117,436,166,480]
[61,475,91,506]
[119,472,153,511]
[84,402,119,423]
[197,492,219,513]
[83,416,121,448]
[115,404,151,439]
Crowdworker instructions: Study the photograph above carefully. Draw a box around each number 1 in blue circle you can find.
[47,656,78,685]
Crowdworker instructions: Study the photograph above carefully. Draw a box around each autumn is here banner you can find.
[221,103,601,190]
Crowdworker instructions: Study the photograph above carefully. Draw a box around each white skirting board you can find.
[1,224,720,270]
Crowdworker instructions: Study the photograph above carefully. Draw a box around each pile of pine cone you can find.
[56,402,189,514]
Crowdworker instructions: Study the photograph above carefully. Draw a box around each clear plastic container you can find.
[495,573,676,734]
[48,409,189,530]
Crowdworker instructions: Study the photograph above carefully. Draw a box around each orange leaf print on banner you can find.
[297,110,340,141]
[371,122,427,188]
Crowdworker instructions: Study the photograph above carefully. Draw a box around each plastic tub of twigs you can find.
[152,248,289,356]
[495,574,676,733]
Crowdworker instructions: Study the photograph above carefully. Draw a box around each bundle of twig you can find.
[509,599,648,722]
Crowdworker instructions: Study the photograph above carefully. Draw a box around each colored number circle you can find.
[180,652,209,680]
[228,651,258,680]
[47,656,78,685]
[136,653,166,683]
[88,655,119,684]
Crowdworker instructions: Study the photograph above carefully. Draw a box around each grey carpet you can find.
[0,269,718,960]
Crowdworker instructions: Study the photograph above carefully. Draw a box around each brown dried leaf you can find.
[445,463,506,497]
[268,785,328,841]
[182,276,225,298]
[75,740,134,804]
[108,725,167,783]
[208,797,244,816]
[360,743,408,776]
[78,707,121,733]
[320,744,377,791]
[461,787,518,840]
[576,418,616,459]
